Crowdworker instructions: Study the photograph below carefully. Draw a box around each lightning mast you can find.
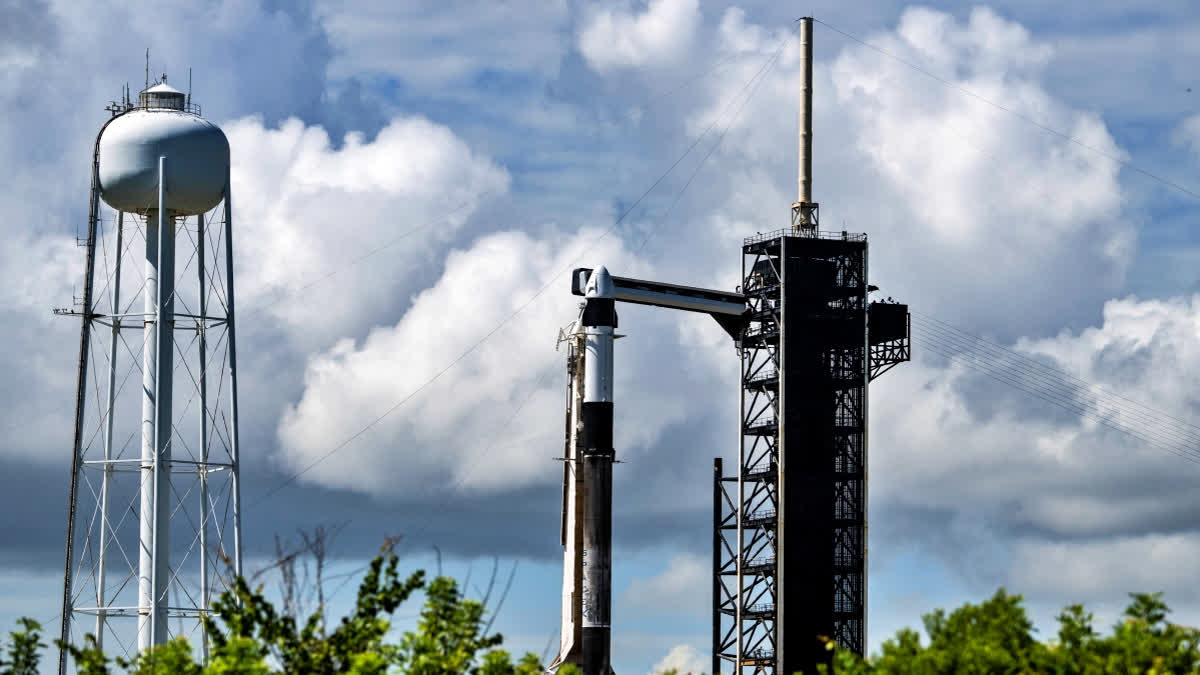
[712,17,911,673]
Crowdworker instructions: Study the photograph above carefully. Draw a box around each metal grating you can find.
[715,224,883,674]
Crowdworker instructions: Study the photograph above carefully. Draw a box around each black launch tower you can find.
[713,214,909,673]
[710,18,911,673]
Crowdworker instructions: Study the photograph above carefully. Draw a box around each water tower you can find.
[57,72,244,671]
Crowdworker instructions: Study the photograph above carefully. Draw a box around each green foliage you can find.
[396,575,503,672]
[822,589,1200,675]
[48,551,543,674]
[515,651,544,674]
[0,618,45,675]
[203,636,272,675]
[476,649,544,675]
[31,583,1200,675]
[60,634,111,675]
[201,551,425,673]
[123,638,203,674]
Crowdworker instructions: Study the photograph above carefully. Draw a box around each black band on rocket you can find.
[581,298,616,327]
[581,402,613,455]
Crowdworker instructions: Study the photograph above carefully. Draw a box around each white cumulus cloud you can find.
[275,227,699,497]
[651,643,707,675]
[621,553,708,616]
[1172,113,1200,155]
[579,0,701,73]
[682,6,1134,337]
[226,114,510,348]
[868,292,1200,604]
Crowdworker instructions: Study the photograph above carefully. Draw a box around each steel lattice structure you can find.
[58,100,243,670]
[714,214,909,674]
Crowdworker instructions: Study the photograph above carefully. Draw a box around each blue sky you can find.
[3,0,1200,672]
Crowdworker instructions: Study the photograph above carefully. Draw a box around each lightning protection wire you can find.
[911,314,1200,452]
[913,325,1200,458]
[911,316,1200,454]
[641,50,743,108]
[253,47,796,602]
[395,365,554,554]
[311,36,797,605]
[912,323,1195,457]
[813,17,1200,203]
[911,318,1200,465]
[251,22,801,505]
[632,21,795,257]
[917,336,1200,467]
[912,312,1200,441]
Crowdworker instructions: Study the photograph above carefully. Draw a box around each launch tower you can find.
[711,18,910,674]
[550,17,909,675]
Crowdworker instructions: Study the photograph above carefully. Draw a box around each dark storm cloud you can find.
[0,458,68,571]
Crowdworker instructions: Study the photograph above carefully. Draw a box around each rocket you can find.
[580,267,615,674]
[549,267,616,675]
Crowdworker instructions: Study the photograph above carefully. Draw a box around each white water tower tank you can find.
[98,78,229,215]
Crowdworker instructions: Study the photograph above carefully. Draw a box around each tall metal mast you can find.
[792,18,818,233]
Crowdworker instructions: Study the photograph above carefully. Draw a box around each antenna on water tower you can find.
[57,64,244,673]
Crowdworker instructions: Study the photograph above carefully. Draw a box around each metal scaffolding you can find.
[714,220,909,674]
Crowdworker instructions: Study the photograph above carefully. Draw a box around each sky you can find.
[2,0,1200,671]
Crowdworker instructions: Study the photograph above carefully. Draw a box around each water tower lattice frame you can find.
[58,103,243,670]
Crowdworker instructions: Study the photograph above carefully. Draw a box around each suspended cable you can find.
[911,317,1200,452]
[912,320,1200,465]
[633,22,794,256]
[912,319,1200,453]
[918,337,1200,467]
[914,311,1200,435]
[251,26,799,505]
[813,17,1200,202]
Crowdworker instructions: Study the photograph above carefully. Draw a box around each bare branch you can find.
[482,559,519,634]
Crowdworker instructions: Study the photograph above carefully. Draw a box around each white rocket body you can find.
[550,267,616,675]
[549,354,585,670]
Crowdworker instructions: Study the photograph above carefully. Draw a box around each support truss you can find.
[715,221,897,674]
[60,176,243,669]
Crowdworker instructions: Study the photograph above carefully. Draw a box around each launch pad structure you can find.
[713,223,909,673]
[550,18,911,675]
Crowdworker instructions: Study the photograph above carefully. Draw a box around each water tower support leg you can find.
[96,211,124,649]
[141,157,174,650]
[223,170,245,581]
[197,212,210,662]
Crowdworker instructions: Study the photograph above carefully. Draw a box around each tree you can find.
[0,618,45,675]
[396,575,504,672]
[821,590,1200,675]
[43,583,1200,674]
[55,550,543,674]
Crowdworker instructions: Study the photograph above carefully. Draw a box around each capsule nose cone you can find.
[586,266,615,299]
